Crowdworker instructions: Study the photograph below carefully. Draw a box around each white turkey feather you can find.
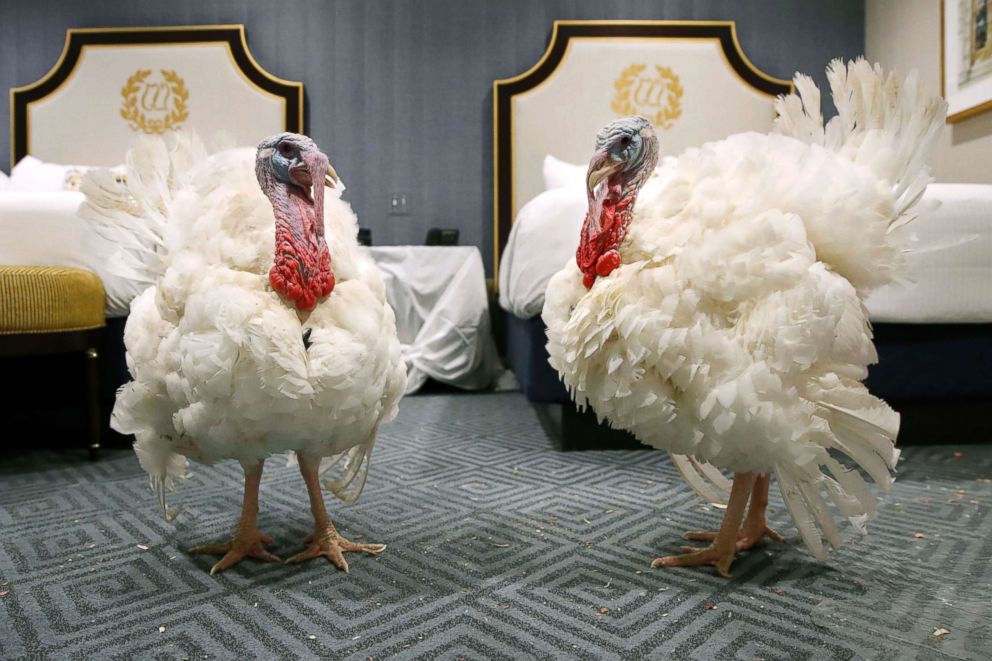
[544,60,947,558]
[80,133,209,285]
[670,455,732,505]
[83,133,406,515]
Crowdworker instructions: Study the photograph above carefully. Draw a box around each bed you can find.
[0,26,304,444]
[493,20,992,448]
[1,25,500,433]
[2,25,303,308]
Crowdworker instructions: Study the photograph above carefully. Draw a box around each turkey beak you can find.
[587,149,621,195]
[324,162,339,189]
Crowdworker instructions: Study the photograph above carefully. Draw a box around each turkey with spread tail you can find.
[543,59,947,576]
[81,133,406,574]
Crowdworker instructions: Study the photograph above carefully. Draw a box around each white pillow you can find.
[7,155,94,193]
[0,169,8,192]
[542,154,587,191]
[499,186,588,318]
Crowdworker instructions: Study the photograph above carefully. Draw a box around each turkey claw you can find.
[739,524,784,550]
[190,532,280,575]
[682,525,783,551]
[287,524,385,572]
[652,545,736,578]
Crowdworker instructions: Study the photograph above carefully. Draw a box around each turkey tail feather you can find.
[131,432,188,521]
[773,395,898,559]
[823,58,944,222]
[318,439,375,503]
[775,58,946,206]
[79,133,208,286]
[773,58,947,293]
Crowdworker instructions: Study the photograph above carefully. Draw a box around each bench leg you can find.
[85,348,101,461]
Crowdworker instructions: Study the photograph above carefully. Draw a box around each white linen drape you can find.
[367,246,500,393]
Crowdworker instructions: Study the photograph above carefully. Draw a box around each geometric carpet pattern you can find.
[1,393,990,660]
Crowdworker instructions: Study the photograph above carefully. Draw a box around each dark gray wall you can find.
[0,0,864,274]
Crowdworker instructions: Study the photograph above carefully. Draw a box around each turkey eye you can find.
[619,136,631,147]
[278,143,294,157]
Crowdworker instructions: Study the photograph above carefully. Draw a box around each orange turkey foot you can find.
[286,521,386,572]
[652,544,738,578]
[682,522,784,552]
[653,472,762,578]
[189,531,280,575]
[739,519,784,550]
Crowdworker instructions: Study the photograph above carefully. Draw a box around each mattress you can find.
[0,192,143,317]
[499,182,992,324]
[864,184,992,323]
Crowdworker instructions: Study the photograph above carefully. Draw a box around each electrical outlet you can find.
[389,192,410,215]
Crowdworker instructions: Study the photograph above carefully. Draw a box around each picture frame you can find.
[942,0,992,122]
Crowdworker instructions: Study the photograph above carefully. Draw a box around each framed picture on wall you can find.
[943,0,992,122]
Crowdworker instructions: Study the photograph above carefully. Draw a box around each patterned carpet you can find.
[1,392,990,660]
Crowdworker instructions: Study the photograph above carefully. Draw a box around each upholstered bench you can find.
[0,266,105,459]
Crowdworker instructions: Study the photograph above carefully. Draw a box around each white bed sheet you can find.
[864,184,992,323]
[499,183,992,323]
[0,192,143,317]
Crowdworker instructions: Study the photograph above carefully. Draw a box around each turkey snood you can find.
[258,138,335,312]
[576,118,658,289]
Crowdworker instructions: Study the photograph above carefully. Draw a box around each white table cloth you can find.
[366,245,501,393]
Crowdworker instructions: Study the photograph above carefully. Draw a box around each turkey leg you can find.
[736,474,784,549]
[189,459,280,575]
[681,473,784,551]
[652,472,756,577]
[286,453,385,572]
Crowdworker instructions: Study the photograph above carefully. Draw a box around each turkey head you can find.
[577,116,659,289]
[256,133,340,312]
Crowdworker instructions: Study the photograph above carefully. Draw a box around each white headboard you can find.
[10,25,303,167]
[492,21,793,284]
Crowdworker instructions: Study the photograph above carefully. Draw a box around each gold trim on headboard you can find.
[10,25,304,166]
[491,20,794,287]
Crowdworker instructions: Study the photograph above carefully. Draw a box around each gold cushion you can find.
[0,266,106,334]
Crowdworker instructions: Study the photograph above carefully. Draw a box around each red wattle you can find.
[298,290,316,311]
[270,195,335,311]
[596,250,621,277]
[576,190,634,289]
[269,270,284,293]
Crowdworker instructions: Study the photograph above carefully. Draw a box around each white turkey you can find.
[543,59,947,576]
[81,133,406,574]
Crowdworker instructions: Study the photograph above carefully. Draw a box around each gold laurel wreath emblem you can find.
[610,64,683,130]
[120,69,190,134]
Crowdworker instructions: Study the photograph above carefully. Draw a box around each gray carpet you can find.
[1,393,990,660]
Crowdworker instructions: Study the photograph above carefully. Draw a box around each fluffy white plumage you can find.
[543,60,947,559]
[81,134,406,516]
